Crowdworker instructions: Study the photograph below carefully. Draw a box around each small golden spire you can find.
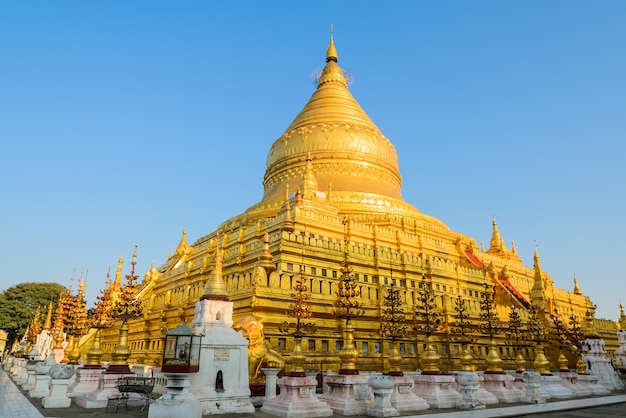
[318,26,347,88]
[201,244,229,301]
[299,153,319,199]
[573,276,582,295]
[258,231,275,272]
[131,243,138,273]
[326,24,338,62]
[176,228,190,255]
[487,218,508,254]
[43,301,53,330]
[532,247,543,285]
[295,186,303,207]
[530,245,548,313]
[113,253,124,292]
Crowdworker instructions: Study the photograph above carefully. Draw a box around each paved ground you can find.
[3,369,626,418]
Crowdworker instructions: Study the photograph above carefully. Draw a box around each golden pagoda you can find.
[98,32,616,376]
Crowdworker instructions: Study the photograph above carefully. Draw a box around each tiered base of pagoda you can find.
[576,373,610,395]
[389,375,429,412]
[480,373,524,403]
[319,374,370,416]
[74,372,143,408]
[261,375,332,418]
[410,374,461,409]
[539,375,575,400]
[556,371,591,397]
[66,367,104,398]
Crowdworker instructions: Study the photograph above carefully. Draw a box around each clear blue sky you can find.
[1,2,624,321]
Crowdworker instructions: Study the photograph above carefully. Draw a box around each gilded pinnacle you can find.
[326,25,338,62]
[201,246,229,301]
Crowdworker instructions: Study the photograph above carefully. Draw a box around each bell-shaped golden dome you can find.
[261,35,404,208]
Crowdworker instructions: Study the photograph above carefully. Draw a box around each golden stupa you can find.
[97,33,620,378]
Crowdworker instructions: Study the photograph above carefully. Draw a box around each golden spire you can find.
[258,231,275,272]
[326,24,338,62]
[282,186,295,232]
[52,292,66,349]
[113,254,124,293]
[43,301,53,330]
[299,153,319,199]
[488,218,506,253]
[257,28,414,219]
[530,246,547,312]
[620,301,626,330]
[295,186,303,207]
[573,276,582,295]
[28,307,42,343]
[201,244,228,301]
[176,228,191,255]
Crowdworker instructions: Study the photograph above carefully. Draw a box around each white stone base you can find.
[22,370,37,391]
[41,378,72,408]
[66,367,104,398]
[74,372,139,408]
[576,374,611,395]
[200,398,256,415]
[539,374,575,400]
[411,374,461,409]
[261,376,332,418]
[320,374,371,415]
[149,396,202,418]
[556,371,590,397]
[29,374,51,398]
[481,373,524,403]
[475,374,499,405]
[584,354,624,391]
[148,373,202,418]
[389,375,429,413]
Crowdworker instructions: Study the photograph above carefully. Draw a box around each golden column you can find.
[414,264,443,375]
[507,304,527,373]
[527,303,551,375]
[381,282,408,375]
[550,306,572,372]
[450,280,474,372]
[479,280,504,374]
[65,279,89,363]
[567,308,587,374]
[85,274,114,368]
[279,265,316,376]
[333,222,364,375]
[108,245,143,374]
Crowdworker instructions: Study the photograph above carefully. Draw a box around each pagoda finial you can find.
[530,245,548,312]
[487,218,507,254]
[43,301,53,330]
[201,241,228,301]
[326,24,338,62]
[258,231,275,273]
[573,276,582,295]
[299,153,319,199]
[113,253,124,291]
[131,243,138,277]
[620,301,626,330]
[282,184,295,232]
[176,228,190,255]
